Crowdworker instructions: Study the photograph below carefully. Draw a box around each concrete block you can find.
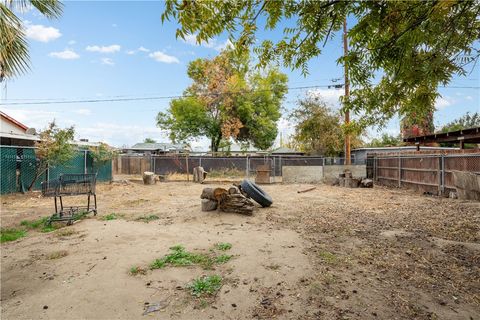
[282,166,323,184]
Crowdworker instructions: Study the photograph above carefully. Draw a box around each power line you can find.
[0,84,478,106]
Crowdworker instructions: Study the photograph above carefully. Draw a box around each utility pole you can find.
[343,18,351,165]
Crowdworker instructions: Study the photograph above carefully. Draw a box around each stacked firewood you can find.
[200,185,255,215]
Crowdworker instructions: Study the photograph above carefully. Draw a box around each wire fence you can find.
[113,154,361,179]
[369,152,480,195]
[0,146,112,195]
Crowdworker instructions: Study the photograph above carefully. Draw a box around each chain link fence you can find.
[113,154,361,180]
[0,146,112,195]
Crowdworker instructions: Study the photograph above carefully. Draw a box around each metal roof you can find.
[129,142,187,151]
[402,127,480,144]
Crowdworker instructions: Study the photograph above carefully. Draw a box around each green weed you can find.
[130,266,147,275]
[20,217,49,229]
[318,251,337,264]
[215,254,232,264]
[0,229,27,243]
[214,242,232,251]
[187,275,222,297]
[149,245,212,270]
[102,213,118,221]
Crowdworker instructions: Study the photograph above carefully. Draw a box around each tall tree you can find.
[0,0,63,80]
[289,96,362,156]
[367,134,403,148]
[439,112,480,133]
[162,1,480,128]
[157,50,288,152]
[143,138,157,143]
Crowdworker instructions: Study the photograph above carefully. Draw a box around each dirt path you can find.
[1,182,479,319]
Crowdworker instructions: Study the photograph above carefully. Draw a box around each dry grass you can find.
[47,250,68,260]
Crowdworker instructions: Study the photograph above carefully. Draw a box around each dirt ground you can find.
[1,179,479,320]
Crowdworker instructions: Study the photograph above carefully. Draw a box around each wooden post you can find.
[186,154,190,182]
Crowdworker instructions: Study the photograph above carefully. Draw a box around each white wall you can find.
[1,117,25,134]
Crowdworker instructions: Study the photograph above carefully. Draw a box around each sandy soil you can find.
[1,180,479,320]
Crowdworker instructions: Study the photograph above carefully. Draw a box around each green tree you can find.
[89,142,117,173]
[162,1,480,128]
[289,96,362,156]
[438,112,480,148]
[367,134,403,147]
[439,112,480,133]
[0,0,63,80]
[157,49,288,152]
[143,138,157,143]
[29,121,75,190]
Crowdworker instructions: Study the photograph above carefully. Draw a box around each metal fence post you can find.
[84,150,87,174]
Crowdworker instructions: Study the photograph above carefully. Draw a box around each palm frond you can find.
[0,3,30,79]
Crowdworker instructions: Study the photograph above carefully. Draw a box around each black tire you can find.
[240,180,273,207]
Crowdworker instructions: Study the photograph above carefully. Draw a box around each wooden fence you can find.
[370,151,480,194]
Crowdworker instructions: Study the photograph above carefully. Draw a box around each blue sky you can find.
[1,1,479,150]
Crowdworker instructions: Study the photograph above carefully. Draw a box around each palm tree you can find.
[0,0,63,81]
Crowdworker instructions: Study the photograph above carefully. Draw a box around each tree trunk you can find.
[142,171,156,185]
[28,166,48,191]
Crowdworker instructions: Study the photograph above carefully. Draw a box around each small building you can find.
[0,111,39,146]
[123,142,189,155]
[352,146,460,164]
[271,147,305,156]
[403,127,480,149]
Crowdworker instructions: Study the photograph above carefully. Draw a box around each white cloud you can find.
[182,34,232,52]
[126,46,150,55]
[101,58,115,66]
[306,88,344,109]
[465,95,473,101]
[183,34,198,46]
[49,49,80,60]
[68,40,76,45]
[86,44,121,53]
[25,23,61,42]
[148,51,180,64]
[74,109,92,116]
[1,108,57,130]
[112,23,118,28]
[435,96,454,110]
[214,39,233,51]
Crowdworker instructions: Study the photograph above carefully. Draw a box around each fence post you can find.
[246,156,249,178]
[84,150,87,174]
[374,156,377,181]
[441,154,445,194]
[438,155,443,195]
[398,154,401,187]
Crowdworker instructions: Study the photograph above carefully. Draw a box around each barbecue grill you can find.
[41,173,97,225]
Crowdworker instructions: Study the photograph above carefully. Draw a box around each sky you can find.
[1,1,479,151]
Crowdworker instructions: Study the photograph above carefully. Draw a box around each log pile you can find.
[200,186,254,215]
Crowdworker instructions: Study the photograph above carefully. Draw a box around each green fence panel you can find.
[1,147,19,194]
[49,152,87,180]
[1,146,112,195]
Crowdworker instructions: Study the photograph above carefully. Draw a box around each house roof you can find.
[0,131,40,141]
[0,111,29,131]
[352,146,459,152]
[272,147,304,154]
[129,142,187,151]
[402,127,480,144]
